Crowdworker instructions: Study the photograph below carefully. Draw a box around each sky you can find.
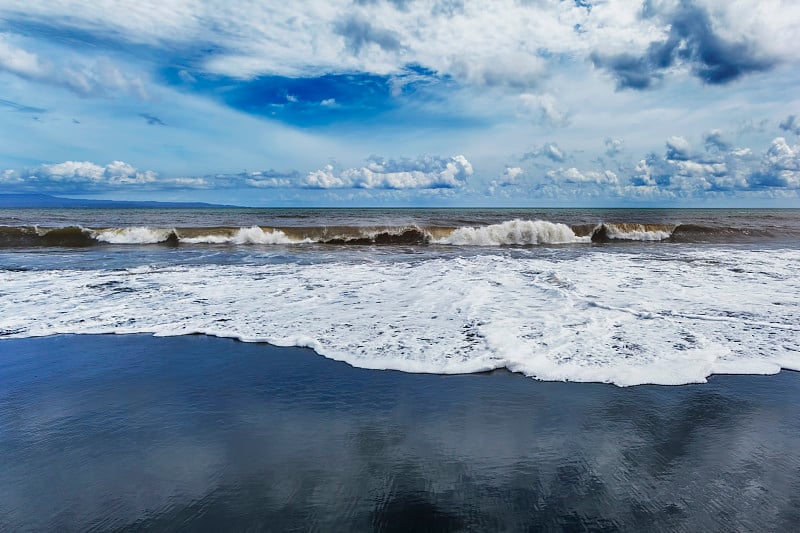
[0,0,799,207]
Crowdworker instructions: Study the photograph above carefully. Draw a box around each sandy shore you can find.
[1,334,798,531]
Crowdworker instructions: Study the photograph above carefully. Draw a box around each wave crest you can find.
[181,226,299,244]
[94,227,177,244]
[436,219,588,246]
[598,223,675,242]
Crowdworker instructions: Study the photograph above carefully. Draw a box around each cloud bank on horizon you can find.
[0,0,799,206]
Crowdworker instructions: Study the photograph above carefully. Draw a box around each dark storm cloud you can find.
[592,1,775,90]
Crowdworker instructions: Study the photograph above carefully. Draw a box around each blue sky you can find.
[1,0,799,206]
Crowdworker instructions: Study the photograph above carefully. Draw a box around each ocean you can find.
[1,208,798,386]
[2,207,800,530]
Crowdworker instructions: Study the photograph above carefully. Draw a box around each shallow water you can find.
[1,335,799,531]
[1,208,799,386]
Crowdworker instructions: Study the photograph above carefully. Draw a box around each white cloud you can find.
[604,137,623,157]
[6,0,793,92]
[487,165,524,194]
[303,155,473,189]
[757,137,800,188]
[519,93,570,127]
[0,33,46,78]
[0,33,147,98]
[547,167,619,185]
[32,160,157,185]
[628,135,800,195]
[665,136,692,161]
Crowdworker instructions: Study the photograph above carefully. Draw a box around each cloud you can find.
[2,0,796,103]
[303,155,473,189]
[242,169,299,189]
[334,15,403,55]
[665,136,692,161]
[0,160,158,191]
[523,142,566,163]
[591,1,777,89]
[139,113,165,126]
[0,33,46,78]
[0,33,147,98]
[487,166,525,195]
[0,97,46,113]
[518,93,570,127]
[752,137,800,188]
[779,115,800,136]
[547,167,618,185]
[703,129,730,152]
[627,135,800,196]
[604,137,623,157]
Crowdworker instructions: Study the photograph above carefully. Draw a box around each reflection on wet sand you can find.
[1,334,798,531]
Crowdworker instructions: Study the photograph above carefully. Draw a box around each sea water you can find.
[1,208,798,386]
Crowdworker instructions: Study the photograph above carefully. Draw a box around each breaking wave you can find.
[434,219,589,245]
[0,219,779,248]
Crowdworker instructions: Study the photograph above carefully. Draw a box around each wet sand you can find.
[1,334,798,531]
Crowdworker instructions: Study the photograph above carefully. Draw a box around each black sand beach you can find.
[1,334,798,531]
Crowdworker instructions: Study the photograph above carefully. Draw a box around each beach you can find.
[2,334,798,531]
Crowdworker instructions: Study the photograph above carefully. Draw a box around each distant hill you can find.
[0,193,235,209]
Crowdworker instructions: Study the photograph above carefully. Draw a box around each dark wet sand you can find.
[1,334,798,531]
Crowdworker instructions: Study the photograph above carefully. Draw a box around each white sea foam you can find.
[1,248,798,386]
[180,226,302,244]
[437,219,589,245]
[94,227,175,244]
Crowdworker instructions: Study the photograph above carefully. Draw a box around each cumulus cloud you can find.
[604,137,623,157]
[243,170,298,188]
[0,160,158,191]
[665,136,692,161]
[487,166,524,194]
[703,129,730,152]
[518,93,570,127]
[752,137,800,188]
[779,115,800,136]
[628,135,800,196]
[303,155,473,189]
[523,141,567,163]
[547,167,618,185]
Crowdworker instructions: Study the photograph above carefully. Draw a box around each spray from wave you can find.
[435,219,589,245]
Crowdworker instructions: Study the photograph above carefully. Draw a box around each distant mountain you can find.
[0,193,235,209]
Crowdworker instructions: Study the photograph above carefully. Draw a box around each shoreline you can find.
[3,332,797,386]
